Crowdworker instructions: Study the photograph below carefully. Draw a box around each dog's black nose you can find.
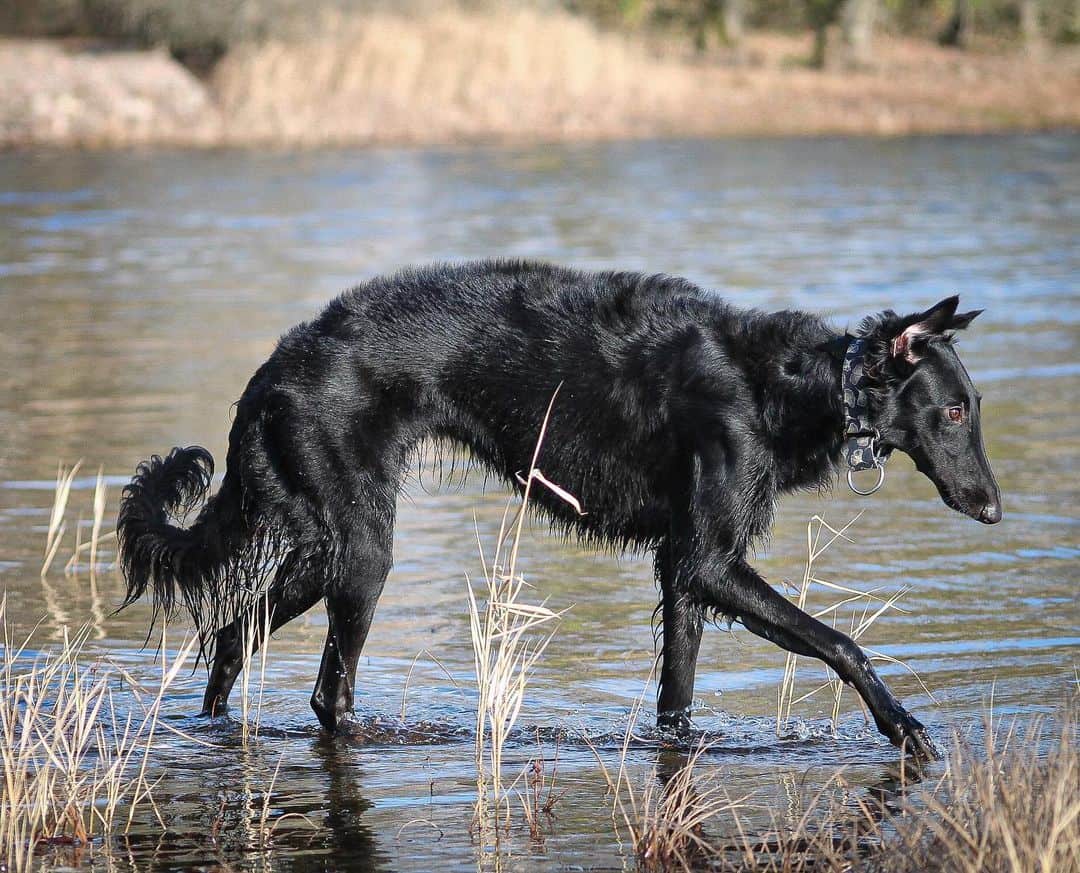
[979,502,1002,524]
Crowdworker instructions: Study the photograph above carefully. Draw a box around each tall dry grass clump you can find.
[467,392,575,836]
[879,708,1080,873]
[212,6,698,146]
[593,704,1079,872]
[585,662,746,870]
[775,512,932,737]
[610,740,746,871]
[587,701,1078,872]
[0,597,199,871]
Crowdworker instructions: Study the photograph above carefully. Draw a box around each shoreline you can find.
[6,125,1077,158]
[2,11,1078,151]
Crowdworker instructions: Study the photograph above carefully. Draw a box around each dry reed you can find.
[0,596,199,871]
[776,513,932,737]
[585,671,747,871]
[41,460,81,577]
[467,391,575,837]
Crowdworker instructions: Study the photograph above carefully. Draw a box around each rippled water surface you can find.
[0,134,1077,871]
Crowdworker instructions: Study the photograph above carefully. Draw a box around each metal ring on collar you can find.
[847,465,886,496]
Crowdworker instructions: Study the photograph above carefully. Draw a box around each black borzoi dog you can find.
[117,261,1002,758]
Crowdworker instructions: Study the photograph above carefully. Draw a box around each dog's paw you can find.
[882,710,940,760]
[903,720,941,761]
[656,708,696,738]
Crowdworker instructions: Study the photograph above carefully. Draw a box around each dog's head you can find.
[862,296,1002,525]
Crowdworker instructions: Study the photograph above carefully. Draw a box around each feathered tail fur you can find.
[117,446,259,646]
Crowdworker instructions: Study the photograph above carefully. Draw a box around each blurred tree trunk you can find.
[939,0,971,47]
[723,0,746,44]
[811,24,828,67]
[841,0,876,66]
[1019,0,1042,49]
[688,0,748,50]
[806,0,842,67]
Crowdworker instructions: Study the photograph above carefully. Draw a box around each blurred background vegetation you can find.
[2,0,1077,74]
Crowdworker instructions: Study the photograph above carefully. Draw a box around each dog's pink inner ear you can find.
[891,322,931,364]
[891,297,959,364]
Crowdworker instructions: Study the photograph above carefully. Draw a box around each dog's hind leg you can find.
[201,552,322,717]
[309,507,395,734]
[655,539,704,733]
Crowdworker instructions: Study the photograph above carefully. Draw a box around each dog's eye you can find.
[947,405,964,423]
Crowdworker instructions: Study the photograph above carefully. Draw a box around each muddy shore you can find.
[2,9,1077,149]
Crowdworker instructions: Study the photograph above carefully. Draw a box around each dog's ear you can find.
[950,309,983,330]
[890,296,959,364]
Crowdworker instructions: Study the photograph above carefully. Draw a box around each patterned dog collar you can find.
[842,337,890,494]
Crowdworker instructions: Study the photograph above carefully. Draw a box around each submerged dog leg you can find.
[655,539,704,733]
[717,559,940,759]
[310,542,392,734]
[201,565,323,717]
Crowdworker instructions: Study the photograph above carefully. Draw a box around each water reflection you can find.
[0,133,1077,871]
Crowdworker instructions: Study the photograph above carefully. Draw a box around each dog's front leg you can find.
[310,531,394,734]
[713,558,939,759]
[655,539,704,734]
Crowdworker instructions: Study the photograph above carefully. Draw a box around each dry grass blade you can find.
[469,388,573,839]
[399,648,463,721]
[0,596,199,871]
[89,466,107,574]
[41,459,82,577]
[777,514,929,737]
[514,468,585,516]
[238,594,274,746]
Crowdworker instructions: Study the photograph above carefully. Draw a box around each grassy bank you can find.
[600,707,1079,872]
[1,6,1077,148]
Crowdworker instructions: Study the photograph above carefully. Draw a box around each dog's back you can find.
[248,261,775,548]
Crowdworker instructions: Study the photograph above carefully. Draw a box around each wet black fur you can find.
[117,260,1000,758]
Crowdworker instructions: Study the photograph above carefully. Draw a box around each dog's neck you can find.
[730,314,847,493]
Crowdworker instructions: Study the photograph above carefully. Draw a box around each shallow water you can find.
[0,134,1077,871]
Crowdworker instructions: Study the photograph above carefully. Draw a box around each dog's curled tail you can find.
[117,446,245,631]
